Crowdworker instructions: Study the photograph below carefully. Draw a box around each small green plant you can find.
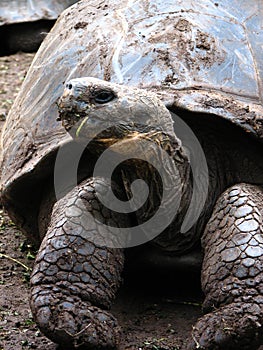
[24,318,35,327]
[19,241,36,260]
[0,210,16,231]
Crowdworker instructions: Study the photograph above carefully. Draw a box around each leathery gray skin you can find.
[30,77,263,349]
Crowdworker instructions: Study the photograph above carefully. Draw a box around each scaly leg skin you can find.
[30,177,128,349]
[184,183,263,350]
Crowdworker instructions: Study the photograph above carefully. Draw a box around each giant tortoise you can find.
[0,0,79,55]
[1,0,263,349]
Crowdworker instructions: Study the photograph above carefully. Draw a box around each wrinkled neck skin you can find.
[85,123,194,254]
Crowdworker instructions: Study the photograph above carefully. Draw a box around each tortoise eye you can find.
[93,90,116,104]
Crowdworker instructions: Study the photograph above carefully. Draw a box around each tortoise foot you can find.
[31,291,120,349]
[183,302,262,350]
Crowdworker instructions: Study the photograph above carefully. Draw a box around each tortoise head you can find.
[57,77,175,144]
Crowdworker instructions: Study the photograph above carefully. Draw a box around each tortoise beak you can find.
[57,83,90,133]
[57,84,77,112]
[58,80,91,113]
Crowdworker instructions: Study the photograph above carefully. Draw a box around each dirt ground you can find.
[0,53,262,350]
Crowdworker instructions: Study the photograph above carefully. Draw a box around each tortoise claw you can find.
[183,302,263,350]
[31,293,120,349]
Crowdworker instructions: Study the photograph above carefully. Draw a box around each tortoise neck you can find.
[117,129,192,249]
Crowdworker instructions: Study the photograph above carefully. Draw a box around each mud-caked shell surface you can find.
[1,0,263,238]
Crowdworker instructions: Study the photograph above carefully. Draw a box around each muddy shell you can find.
[1,0,263,239]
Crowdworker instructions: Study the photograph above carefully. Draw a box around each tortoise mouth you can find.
[57,110,88,132]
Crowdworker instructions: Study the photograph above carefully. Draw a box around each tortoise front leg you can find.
[185,183,263,350]
[30,177,128,349]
